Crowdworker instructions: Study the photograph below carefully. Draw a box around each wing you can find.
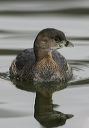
[52,50,68,71]
[15,48,35,70]
[9,48,35,77]
[52,50,73,81]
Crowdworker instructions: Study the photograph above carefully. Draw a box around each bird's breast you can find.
[33,57,64,82]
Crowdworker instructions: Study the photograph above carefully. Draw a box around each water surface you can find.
[0,0,89,128]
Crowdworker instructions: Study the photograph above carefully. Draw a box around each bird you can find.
[9,28,73,83]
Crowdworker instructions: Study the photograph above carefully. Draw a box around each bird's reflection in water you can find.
[34,91,73,128]
[10,77,73,127]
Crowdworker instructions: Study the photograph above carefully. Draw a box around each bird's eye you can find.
[65,41,69,46]
[55,38,58,42]
[55,36,61,42]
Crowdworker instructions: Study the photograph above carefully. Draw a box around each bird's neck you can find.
[34,49,53,61]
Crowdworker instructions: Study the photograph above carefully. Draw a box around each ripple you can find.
[70,78,89,86]
[0,108,30,118]
[0,8,89,16]
[0,49,21,55]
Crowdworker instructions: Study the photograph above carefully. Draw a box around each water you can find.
[0,0,89,128]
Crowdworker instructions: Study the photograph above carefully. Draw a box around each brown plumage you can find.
[10,28,73,83]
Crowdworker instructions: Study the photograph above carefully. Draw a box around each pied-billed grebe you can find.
[10,28,73,83]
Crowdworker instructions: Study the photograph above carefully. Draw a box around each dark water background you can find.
[0,0,89,128]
